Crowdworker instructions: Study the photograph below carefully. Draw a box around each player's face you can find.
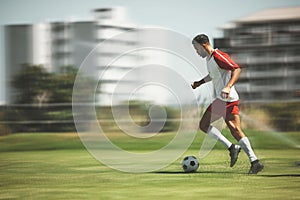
[193,43,207,58]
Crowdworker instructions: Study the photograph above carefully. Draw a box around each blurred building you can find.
[4,7,148,105]
[214,7,300,102]
[5,23,51,102]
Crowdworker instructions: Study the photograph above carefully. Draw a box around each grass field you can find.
[0,130,299,200]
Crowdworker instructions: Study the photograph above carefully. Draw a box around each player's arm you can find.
[221,68,241,99]
[191,74,212,89]
[212,50,241,99]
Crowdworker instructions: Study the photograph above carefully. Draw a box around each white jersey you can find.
[206,49,240,102]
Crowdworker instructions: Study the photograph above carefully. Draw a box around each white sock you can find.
[207,126,232,149]
[238,137,258,162]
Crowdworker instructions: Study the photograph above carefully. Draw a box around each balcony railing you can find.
[229,35,300,47]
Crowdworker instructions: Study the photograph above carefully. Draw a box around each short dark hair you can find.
[192,34,210,45]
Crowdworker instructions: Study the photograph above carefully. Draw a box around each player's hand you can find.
[191,81,201,89]
[221,86,231,99]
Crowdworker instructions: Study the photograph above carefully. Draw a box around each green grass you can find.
[0,131,300,200]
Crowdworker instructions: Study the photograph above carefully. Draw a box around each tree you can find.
[12,64,52,105]
[8,64,97,132]
[48,65,78,103]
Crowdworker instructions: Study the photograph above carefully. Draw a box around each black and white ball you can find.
[182,156,199,173]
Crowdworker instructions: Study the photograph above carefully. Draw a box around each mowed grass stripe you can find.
[0,131,299,199]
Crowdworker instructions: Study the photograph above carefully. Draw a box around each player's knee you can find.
[199,120,209,133]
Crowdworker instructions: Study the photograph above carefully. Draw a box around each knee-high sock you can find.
[238,137,258,162]
[207,126,232,149]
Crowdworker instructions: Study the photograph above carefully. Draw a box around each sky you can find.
[0,0,300,103]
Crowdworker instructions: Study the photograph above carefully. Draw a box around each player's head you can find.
[192,34,210,45]
[192,34,210,58]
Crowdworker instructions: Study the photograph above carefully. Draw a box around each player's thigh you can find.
[200,109,222,132]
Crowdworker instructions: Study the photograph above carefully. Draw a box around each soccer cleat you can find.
[248,160,264,174]
[228,144,241,167]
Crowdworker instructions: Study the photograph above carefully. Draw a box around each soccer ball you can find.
[182,156,199,173]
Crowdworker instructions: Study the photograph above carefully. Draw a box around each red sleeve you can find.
[212,49,240,70]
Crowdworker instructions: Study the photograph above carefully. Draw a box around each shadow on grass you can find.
[260,174,300,177]
[154,172,300,176]
[154,171,245,174]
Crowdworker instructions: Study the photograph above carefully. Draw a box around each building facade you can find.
[5,7,145,105]
[214,7,300,102]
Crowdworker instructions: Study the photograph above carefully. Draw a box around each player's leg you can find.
[225,114,257,161]
[224,113,244,141]
[199,109,232,149]
[199,108,220,132]
[200,108,240,167]
[225,114,264,174]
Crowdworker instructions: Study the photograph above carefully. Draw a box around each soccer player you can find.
[191,34,264,174]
